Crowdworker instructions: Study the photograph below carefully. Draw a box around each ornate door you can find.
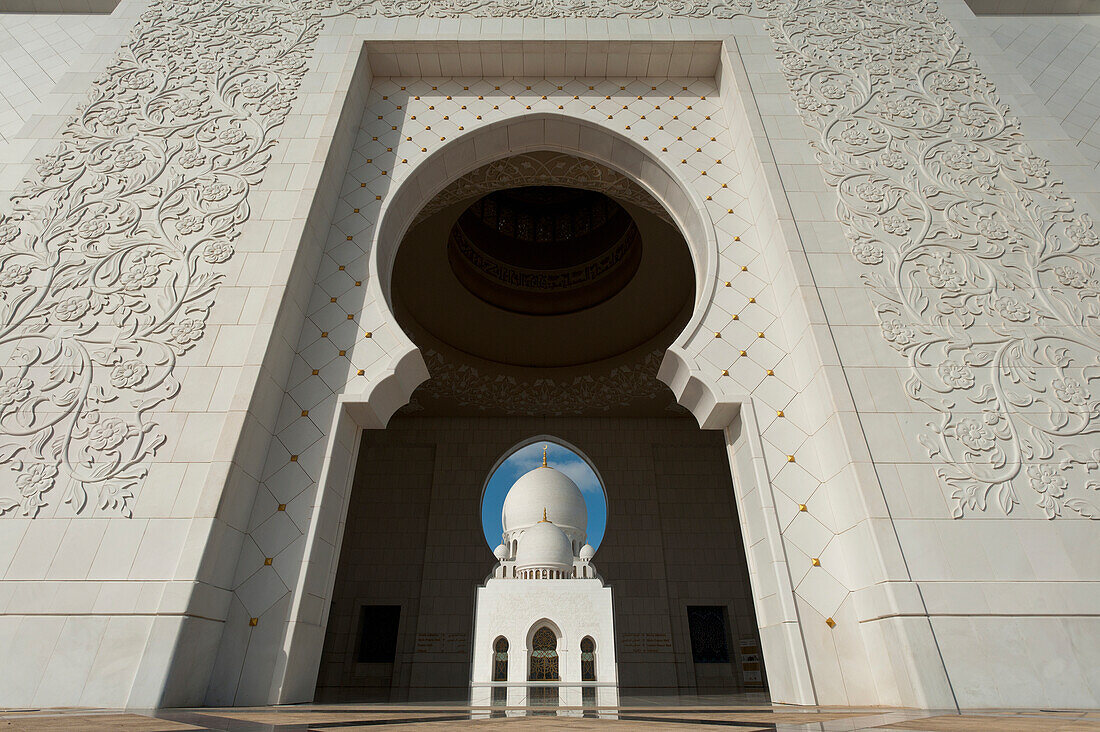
[528,626,559,681]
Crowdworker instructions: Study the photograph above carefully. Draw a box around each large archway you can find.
[308,122,776,701]
[272,99,812,708]
[325,112,725,429]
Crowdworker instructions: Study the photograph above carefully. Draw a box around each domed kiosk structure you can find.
[470,447,617,708]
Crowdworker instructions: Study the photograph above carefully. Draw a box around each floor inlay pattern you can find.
[3,703,1098,731]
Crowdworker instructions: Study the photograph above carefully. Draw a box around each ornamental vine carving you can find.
[0,0,321,516]
[321,0,756,18]
[769,0,1100,518]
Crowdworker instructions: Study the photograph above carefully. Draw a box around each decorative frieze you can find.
[322,0,756,18]
[413,152,672,226]
[403,348,678,415]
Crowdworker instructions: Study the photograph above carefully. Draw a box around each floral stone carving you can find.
[769,0,1100,518]
[323,0,756,18]
[0,0,321,516]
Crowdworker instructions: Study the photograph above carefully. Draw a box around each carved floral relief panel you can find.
[0,0,322,516]
[767,0,1100,518]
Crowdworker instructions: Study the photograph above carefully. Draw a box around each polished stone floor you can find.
[2,697,1098,731]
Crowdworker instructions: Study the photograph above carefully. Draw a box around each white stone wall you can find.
[471,580,617,685]
[0,13,106,144]
[0,0,1097,711]
[0,0,375,707]
[981,16,1100,165]
[733,0,1100,707]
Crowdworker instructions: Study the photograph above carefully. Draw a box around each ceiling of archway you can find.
[393,152,694,370]
[392,151,695,417]
[449,186,643,316]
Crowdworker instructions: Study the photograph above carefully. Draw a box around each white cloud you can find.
[502,443,604,495]
[554,458,603,495]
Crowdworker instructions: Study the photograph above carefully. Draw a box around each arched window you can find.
[580,636,596,681]
[493,637,509,681]
[528,626,559,681]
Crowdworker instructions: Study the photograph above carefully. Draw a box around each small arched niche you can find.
[480,437,607,553]
[581,636,597,682]
[492,636,509,682]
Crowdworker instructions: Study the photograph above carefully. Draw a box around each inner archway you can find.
[366,114,722,353]
[481,438,608,553]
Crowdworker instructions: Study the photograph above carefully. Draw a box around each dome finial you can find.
[542,444,548,467]
[539,507,549,523]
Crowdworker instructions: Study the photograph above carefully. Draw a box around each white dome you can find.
[579,543,595,560]
[493,543,508,560]
[502,466,587,536]
[515,521,574,571]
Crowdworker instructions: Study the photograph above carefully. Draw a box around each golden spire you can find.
[539,507,549,523]
[542,444,548,467]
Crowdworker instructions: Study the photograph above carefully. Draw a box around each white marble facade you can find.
[0,0,1097,713]
[469,581,618,701]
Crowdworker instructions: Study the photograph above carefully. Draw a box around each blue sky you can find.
[481,441,607,552]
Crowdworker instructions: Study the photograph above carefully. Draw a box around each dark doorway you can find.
[358,605,401,663]
[688,606,731,663]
